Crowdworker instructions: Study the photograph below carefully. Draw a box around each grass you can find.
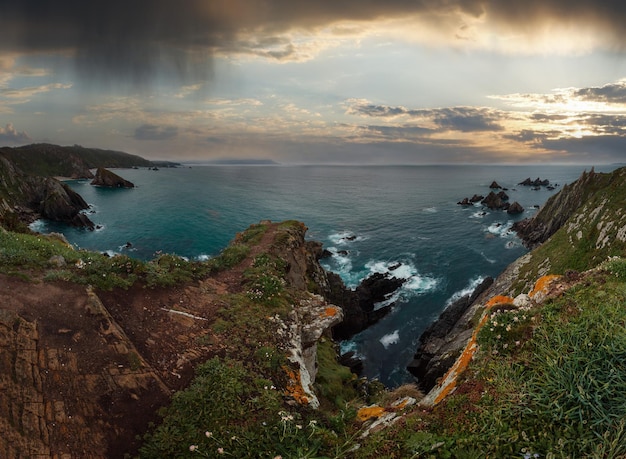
[354,270,626,458]
[5,212,626,457]
[0,228,209,290]
[139,239,363,458]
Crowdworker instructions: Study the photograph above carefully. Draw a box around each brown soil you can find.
[0,224,282,458]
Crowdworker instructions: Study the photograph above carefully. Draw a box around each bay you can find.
[33,164,617,386]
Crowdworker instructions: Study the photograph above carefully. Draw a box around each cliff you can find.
[0,144,156,229]
[3,165,626,457]
[0,221,352,458]
[0,155,94,229]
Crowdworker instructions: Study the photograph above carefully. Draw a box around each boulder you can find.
[91,167,134,188]
[507,201,525,215]
[480,191,504,210]
[496,190,509,201]
[470,194,484,203]
[457,197,471,206]
[328,271,405,340]
[489,181,502,189]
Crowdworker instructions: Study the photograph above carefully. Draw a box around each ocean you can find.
[31,164,617,386]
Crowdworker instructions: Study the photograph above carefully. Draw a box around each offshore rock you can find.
[481,191,506,210]
[407,277,493,392]
[91,167,135,188]
[519,177,550,187]
[327,272,405,341]
[507,201,525,215]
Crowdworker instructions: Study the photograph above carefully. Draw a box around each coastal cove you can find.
[33,164,618,386]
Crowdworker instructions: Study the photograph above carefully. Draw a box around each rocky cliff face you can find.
[0,156,94,229]
[0,220,345,458]
[413,165,626,398]
[513,168,600,248]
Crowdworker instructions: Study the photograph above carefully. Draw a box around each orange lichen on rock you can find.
[357,405,386,422]
[282,366,309,405]
[322,307,338,317]
[431,301,497,405]
[485,295,515,308]
[529,274,562,299]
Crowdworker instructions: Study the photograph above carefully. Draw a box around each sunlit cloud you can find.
[1,83,72,101]
[490,80,626,113]
[0,122,31,144]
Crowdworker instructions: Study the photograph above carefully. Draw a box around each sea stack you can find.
[91,167,134,188]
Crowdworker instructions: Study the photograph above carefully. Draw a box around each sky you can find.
[3,1,626,164]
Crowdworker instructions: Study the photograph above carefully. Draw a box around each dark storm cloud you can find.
[134,124,178,141]
[349,102,504,132]
[3,1,626,83]
[0,123,31,145]
[573,81,626,104]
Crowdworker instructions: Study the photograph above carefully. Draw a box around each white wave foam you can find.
[28,219,46,232]
[446,276,485,306]
[422,206,437,213]
[480,251,496,264]
[363,259,439,308]
[196,254,211,261]
[486,221,514,237]
[379,330,400,349]
[105,250,120,257]
[328,231,366,245]
[470,211,487,219]
[339,340,365,361]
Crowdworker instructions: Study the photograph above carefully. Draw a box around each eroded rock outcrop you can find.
[407,277,493,392]
[327,271,405,341]
[0,156,94,229]
[91,168,134,188]
[513,168,598,248]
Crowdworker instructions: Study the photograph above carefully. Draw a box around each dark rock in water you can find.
[457,197,472,206]
[496,190,509,201]
[328,271,405,340]
[480,191,504,210]
[407,277,493,392]
[507,201,524,215]
[91,167,134,188]
[470,194,484,203]
[519,177,550,187]
[489,181,502,189]
[30,178,95,229]
[320,249,333,259]
[339,352,364,375]
[356,272,405,313]
[337,250,349,256]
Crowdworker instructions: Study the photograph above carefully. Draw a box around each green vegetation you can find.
[0,229,209,289]
[0,143,151,177]
[513,167,626,295]
[355,269,626,458]
[139,224,365,458]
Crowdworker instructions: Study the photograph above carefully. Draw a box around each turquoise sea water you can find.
[32,164,617,386]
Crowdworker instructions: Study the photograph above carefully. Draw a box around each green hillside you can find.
[0,143,152,178]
